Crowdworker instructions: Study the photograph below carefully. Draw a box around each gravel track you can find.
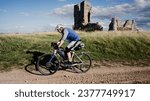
[0,65,150,84]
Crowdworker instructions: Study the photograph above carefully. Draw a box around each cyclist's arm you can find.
[58,40,64,47]
[57,29,68,47]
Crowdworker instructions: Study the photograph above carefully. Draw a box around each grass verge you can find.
[0,31,150,71]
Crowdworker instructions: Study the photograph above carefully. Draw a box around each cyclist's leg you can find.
[70,40,81,50]
[65,41,76,62]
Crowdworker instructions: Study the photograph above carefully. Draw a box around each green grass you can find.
[0,31,150,71]
[81,31,150,60]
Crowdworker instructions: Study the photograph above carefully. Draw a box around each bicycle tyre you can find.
[36,54,60,75]
[73,52,92,73]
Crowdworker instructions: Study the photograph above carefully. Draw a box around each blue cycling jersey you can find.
[65,28,80,43]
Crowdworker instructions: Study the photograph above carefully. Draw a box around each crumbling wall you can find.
[74,4,81,29]
[80,1,91,24]
[109,18,137,31]
[74,1,103,31]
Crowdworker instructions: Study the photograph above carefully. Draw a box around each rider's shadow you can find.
[25,50,45,75]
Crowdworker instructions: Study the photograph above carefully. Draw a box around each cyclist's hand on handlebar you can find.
[51,42,59,49]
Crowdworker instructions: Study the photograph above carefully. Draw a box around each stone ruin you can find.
[73,1,138,31]
[109,18,137,31]
[73,1,103,31]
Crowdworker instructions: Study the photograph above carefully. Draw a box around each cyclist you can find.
[55,24,81,64]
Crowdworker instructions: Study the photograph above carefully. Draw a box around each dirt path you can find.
[0,65,150,84]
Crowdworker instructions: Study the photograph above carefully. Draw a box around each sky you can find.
[0,0,149,33]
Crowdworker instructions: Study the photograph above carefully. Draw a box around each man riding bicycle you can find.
[36,24,90,75]
[55,24,81,64]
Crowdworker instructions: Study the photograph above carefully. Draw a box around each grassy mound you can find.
[0,31,150,71]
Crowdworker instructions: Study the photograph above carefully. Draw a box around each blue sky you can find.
[0,0,149,33]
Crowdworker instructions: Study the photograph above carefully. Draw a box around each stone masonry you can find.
[74,1,103,31]
[109,18,137,31]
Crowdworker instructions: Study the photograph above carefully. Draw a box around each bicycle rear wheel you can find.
[36,54,59,75]
[73,52,92,73]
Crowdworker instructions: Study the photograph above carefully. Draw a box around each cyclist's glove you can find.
[51,42,58,49]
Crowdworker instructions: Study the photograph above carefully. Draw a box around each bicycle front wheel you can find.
[36,54,59,75]
[73,52,92,73]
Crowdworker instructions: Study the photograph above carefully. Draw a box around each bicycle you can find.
[36,42,92,75]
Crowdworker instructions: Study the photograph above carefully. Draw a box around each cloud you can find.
[92,3,133,20]
[51,4,74,17]
[92,0,150,30]
[134,0,149,7]
[19,12,30,16]
[133,0,150,30]
[58,0,66,1]
[15,25,25,29]
[51,0,150,30]
[19,11,50,17]
[0,9,7,13]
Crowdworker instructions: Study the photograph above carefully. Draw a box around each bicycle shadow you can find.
[60,65,83,74]
[25,50,45,75]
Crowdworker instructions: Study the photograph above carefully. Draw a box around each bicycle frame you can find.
[70,51,85,66]
[46,50,57,67]
[47,45,89,67]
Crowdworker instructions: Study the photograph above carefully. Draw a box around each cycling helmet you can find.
[55,24,64,31]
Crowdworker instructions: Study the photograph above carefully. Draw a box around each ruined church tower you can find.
[74,1,91,29]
